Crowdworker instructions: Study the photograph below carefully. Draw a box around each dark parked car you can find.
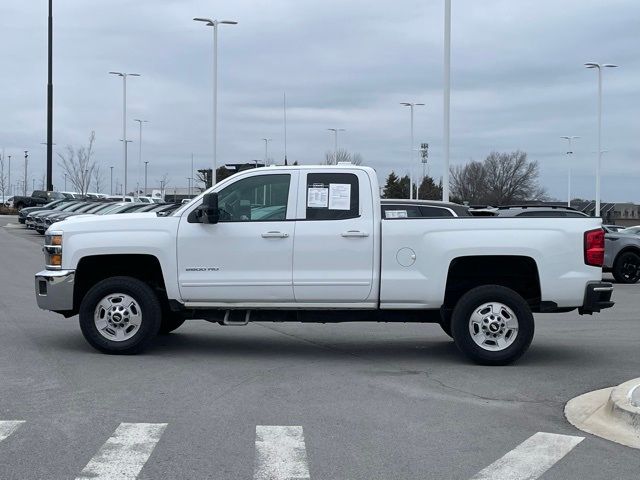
[18,198,73,223]
[12,190,66,210]
[603,224,625,233]
[381,199,470,218]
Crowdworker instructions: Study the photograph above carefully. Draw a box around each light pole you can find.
[144,161,149,196]
[327,128,345,164]
[134,119,148,198]
[443,0,451,202]
[560,136,580,207]
[110,166,114,195]
[261,138,272,165]
[109,71,140,200]
[23,151,28,196]
[193,17,238,185]
[401,102,425,200]
[64,173,67,191]
[584,62,618,216]
[7,155,10,196]
[119,139,133,198]
[46,0,54,191]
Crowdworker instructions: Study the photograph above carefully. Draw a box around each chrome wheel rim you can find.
[468,302,518,351]
[94,293,142,342]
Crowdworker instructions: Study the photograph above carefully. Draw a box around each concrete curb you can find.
[565,378,640,449]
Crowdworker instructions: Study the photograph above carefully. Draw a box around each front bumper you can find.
[35,269,75,312]
[579,281,614,314]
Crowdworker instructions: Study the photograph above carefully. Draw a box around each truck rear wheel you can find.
[79,276,161,354]
[451,285,534,366]
[612,251,640,284]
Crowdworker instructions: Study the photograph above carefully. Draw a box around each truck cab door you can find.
[292,170,376,304]
[177,171,298,304]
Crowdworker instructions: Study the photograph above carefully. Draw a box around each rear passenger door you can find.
[293,171,375,303]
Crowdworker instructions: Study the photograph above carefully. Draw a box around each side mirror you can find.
[201,192,220,224]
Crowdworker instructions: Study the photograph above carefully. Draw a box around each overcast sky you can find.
[1,0,639,201]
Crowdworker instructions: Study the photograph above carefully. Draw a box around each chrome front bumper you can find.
[35,269,75,312]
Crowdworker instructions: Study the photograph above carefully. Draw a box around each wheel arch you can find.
[73,254,168,313]
[443,255,542,311]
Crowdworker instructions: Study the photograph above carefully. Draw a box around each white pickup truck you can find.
[35,165,613,365]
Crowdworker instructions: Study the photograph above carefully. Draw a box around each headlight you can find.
[44,232,63,269]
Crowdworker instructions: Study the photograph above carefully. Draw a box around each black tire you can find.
[159,312,186,334]
[612,251,640,284]
[451,285,534,366]
[79,276,162,354]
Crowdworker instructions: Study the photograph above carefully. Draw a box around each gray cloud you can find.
[1,0,638,201]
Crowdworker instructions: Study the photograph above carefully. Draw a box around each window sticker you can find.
[328,183,351,210]
[307,187,329,208]
[385,210,408,218]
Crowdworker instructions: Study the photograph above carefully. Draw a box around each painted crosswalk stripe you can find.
[75,422,167,480]
[470,432,584,480]
[0,421,24,443]
[254,425,311,480]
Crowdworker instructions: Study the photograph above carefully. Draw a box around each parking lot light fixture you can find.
[401,103,425,200]
[193,17,238,185]
[560,136,580,207]
[109,71,141,200]
[584,62,618,216]
[327,128,345,164]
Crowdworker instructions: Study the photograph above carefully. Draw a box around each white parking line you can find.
[75,422,167,480]
[0,421,24,443]
[470,432,584,480]
[254,425,311,480]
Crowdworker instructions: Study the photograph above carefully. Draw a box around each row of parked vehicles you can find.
[5,190,166,210]
[19,198,181,234]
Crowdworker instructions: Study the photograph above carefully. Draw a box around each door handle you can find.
[261,231,289,238]
[341,230,369,237]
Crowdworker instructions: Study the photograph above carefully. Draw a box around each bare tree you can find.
[93,164,105,193]
[57,131,97,196]
[323,148,364,165]
[450,151,546,205]
[450,160,487,204]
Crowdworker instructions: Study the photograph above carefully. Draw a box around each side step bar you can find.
[221,310,251,326]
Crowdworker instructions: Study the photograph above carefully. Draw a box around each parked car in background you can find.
[18,199,73,223]
[381,199,470,218]
[603,224,625,233]
[106,195,140,202]
[619,225,640,235]
[26,201,83,229]
[604,230,640,283]
[13,190,66,210]
[491,205,589,217]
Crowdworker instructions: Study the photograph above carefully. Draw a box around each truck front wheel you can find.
[451,285,534,366]
[79,276,162,354]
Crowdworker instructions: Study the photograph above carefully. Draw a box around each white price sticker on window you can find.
[307,187,329,208]
[329,183,351,210]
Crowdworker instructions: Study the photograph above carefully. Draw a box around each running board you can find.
[221,310,250,326]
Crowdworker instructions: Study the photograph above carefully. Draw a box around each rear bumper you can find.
[579,281,614,314]
[35,269,75,312]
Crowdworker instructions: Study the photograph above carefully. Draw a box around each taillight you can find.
[584,228,605,267]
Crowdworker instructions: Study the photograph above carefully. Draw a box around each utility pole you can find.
[443,0,451,202]
[46,0,54,191]
[23,151,28,196]
[7,155,10,196]
[109,166,113,195]
[144,161,148,196]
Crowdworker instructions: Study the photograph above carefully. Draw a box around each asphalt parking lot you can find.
[1,215,639,479]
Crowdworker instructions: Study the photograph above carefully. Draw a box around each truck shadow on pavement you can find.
[44,327,595,367]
